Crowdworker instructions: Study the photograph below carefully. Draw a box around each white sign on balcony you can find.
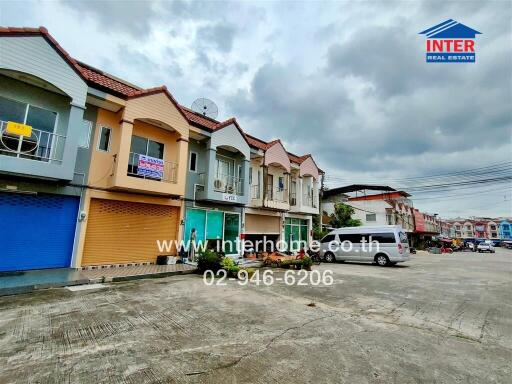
[137,155,164,179]
[222,193,238,203]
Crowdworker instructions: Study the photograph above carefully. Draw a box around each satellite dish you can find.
[191,98,218,120]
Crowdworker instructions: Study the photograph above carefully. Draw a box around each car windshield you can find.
[399,232,409,244]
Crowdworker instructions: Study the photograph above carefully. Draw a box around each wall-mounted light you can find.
[78,211,87,222]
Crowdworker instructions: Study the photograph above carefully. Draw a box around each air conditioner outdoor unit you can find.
[214,179,224,190]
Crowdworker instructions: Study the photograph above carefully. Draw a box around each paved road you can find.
[0,249,511,383]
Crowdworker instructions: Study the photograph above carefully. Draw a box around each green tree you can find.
[329,203,362,228]
[312,212,328,240]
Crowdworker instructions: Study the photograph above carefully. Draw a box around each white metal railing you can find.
[268,187,288,203]
[290,191,297,206]
[251,184,261,199]
[213,173,243,195]
[127,152,178,183]
[0,121,66,163]
[302,192,317,207]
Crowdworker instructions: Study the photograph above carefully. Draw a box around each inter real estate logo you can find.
[419,19,481,63]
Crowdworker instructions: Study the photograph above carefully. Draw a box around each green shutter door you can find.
[185,209,206,244]
[206,211,224,240]
[223,213,240,254]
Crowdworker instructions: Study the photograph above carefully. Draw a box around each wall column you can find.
[176,137,189,187]
[61,104,86,179]
[112,120,133,185]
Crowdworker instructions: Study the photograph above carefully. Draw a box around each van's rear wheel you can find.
[375,254,389,267]
[324,252,336,263]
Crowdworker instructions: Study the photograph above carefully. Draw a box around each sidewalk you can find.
[0,264,197,296]
[0,268,89,296]
[81,263,197,283]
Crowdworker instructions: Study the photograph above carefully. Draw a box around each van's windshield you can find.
[399,232,409,244]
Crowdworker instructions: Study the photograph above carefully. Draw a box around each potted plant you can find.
[302,256,313,271]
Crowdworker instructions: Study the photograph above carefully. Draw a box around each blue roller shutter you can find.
[0,193,79,272]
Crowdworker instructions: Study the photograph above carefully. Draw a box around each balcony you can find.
[302,192,317,208]
[251,184,261,200]
[213,173,244,195]
[195,172,248,204]
[265,187,289,210]
[0,120,66,163]
[127,152,178,183]
[290,192,297,206]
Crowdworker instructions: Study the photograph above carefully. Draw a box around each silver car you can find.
[320,225,411,267]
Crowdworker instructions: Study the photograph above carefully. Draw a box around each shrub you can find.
[221,257,236,270]
[302,256,313,269]
[197,249,222,273]
[243,268,256,278]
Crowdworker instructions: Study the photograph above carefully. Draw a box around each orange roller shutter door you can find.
[244,214,281,234]
[82,199,179,266]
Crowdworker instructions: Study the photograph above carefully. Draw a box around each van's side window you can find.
[340,234,363,243]
[365,233,396,243]
[321,234,335,243]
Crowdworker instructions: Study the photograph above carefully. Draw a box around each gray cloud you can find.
[1,0,510,217]
[61,0,158,38]
[196,23,237,53]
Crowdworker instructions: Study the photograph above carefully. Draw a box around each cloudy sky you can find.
[1,0,510,218]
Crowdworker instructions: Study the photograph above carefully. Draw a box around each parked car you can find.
[320,225,411,267]
[477,240,495,253]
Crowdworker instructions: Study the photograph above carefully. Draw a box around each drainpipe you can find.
[319,171,325,230]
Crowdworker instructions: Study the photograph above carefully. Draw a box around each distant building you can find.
[321,185,441,246]
[445,217,511,240]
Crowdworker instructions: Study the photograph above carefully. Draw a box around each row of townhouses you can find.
[0,27,321,272]
[444,218,512,240]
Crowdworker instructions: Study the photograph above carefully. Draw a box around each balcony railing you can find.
[127,152,178,183]
[302,192,317,208]
[0,121,66,163]
[290,191,297,206]
[251,184,261,199]
[267,187,288,203]
[213,173,244,195]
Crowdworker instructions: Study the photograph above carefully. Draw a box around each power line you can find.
[324,161,512,183]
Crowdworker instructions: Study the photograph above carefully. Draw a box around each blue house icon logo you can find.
[419,19,482,63]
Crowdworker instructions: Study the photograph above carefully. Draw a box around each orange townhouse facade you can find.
[74,62,190,267]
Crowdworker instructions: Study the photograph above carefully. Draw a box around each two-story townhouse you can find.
[244,135,321,252]
[499,220,511,240]
[450,221,463,238]
[486,221,500,239]
[71,66,190,267]
[462,221,475,238]
[179,108,250,257]
[0,28,91,272]
[473,220,487,239]
[285,152,321,251]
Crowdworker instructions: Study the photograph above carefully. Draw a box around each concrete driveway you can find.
[0,249,511,383]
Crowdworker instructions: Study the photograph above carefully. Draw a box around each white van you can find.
[319,225,411,266]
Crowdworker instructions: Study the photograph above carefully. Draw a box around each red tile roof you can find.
[75,61,140,96]
[1,26,320,171]
[179,106,220,130]
[244,133,270,150]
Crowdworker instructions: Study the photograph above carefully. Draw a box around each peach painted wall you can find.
[299,157,319,179]
[88,91,190,196]
[124,93,189,138]
[88,108,122,189]
[264,142,291,172]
